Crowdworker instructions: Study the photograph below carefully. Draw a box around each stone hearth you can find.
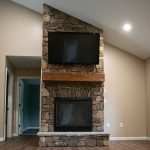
[39,4,109,147]
[38,132,109,147]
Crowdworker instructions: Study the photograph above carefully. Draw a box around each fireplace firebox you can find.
[54,97,92,132]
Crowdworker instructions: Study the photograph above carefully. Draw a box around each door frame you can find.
[18,79,24,135]
[4,68,14,140]
[16,76,41,136]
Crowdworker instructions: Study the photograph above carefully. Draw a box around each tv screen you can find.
[48,32,100,64]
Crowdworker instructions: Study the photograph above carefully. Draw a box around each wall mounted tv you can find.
[48,32,100,64]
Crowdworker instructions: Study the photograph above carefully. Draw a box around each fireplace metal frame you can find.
[54,97,92,132]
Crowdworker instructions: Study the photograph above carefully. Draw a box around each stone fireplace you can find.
[38,4,109,147]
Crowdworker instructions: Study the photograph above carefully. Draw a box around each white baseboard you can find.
[0,138,5,142]
[27,127,39,129]
[23,127,39,132]
[12,133,17,137]
[110,137,148,141]
[147,137,150,141]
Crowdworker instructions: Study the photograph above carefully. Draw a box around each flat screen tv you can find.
[48,32,100,64]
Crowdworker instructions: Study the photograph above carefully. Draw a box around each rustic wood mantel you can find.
[43,72,105,83]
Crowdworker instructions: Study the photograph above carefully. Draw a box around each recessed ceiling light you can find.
[123,23,132,32]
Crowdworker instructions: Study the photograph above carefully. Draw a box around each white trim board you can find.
[25,127,39,129]
[147,137,150,141]
[110,137,148,141]
[0,137,5,142]
[4,68,14,139]
[12,133,17,137]
[22,127,39,132]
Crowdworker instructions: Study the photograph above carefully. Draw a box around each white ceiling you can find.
[11,0,150,59]
[7,56,41,68]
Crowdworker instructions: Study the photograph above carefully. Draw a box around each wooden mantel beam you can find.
[43,72,105,83]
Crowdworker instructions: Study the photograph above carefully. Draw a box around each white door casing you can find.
[18,79,24,135]
[4,68,14,139]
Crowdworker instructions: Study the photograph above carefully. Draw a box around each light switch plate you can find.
[120,122,124,128]
[106,123,110,128]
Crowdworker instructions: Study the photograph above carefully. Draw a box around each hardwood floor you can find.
[0,136,150,150]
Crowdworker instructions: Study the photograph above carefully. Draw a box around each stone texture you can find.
[42,88,49,97]
[78,140,85,146]
[97,110,104,119]
[69,138,79,146]
[40,4,106,147]
[39,141,46,147]
[53,136,60,141]
[39,134,109,147]
[85,138,97,146]
[43,112,50,120]
[97,140,103,146]
[43,14,50,23]
[40,137,46,143]
[40,126,48,132]
[41,60,48,69]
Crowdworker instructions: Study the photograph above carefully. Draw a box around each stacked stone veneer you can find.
[39,4,108,147]
[39,133,109,147]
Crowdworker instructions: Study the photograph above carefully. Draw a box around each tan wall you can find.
[0,0,42,55]
[15,68,41,77]
[104,44,146,137]
[145,58,150,137]
[0,0,42,138]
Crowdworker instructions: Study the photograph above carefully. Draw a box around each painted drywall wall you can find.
[0,0,42,138]
[104,44,146,137]
[15,68,41,77]
[145,58,150,137]
[0,0,42,55]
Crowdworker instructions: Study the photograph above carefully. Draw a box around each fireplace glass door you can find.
[54,97,92,131]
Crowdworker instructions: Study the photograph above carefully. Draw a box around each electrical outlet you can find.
[120,122,124,128]
[106,123,110,128]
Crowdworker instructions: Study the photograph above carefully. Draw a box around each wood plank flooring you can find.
[0,136,150,150]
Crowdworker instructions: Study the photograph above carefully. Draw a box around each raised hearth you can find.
[38,132,109,147]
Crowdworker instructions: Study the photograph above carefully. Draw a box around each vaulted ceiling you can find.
[11,0,150,59]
